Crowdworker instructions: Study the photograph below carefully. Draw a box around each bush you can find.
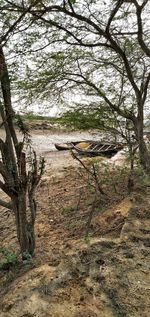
[0,248,17,270]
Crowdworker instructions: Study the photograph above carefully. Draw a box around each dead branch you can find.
[71,150,105,195]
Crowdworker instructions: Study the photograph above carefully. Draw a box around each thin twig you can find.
[71,150,105,195]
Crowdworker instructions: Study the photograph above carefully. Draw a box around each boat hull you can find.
[73,143,124,157]
[55,141,124,157]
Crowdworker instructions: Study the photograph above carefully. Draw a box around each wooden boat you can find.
[54,141,84,151]
[73,142,124,157]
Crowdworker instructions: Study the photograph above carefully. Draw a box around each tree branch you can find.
[0,161,10,183]
[0,0,41,45]
[30,3,141,100]
[71,150,105,195]
[134,1,150,57]
[106,0,124,34]
[0,180,12,197]
[142,72,150,104]
[0,198,12,210]
[69,71,135,121]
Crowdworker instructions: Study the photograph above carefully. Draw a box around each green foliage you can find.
[124,38,135,54]
[22,251,32,264]
[0,248,33,270]
[84,233,92,244]
[15,114,30,136]
[60,105,115,130]
[83,159,129,199]
[99,163,128,196]
[61,206,75,215]
[21,112,59,122]
[0,248,17,270]
[133,167,150,191]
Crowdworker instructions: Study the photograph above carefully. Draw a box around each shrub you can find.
[0,248,17,270]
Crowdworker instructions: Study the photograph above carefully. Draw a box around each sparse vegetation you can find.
[61,206,76,215]
[21,112,60,122]
[0,248,18,271]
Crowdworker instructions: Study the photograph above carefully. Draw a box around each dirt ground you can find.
[0,128,150,317]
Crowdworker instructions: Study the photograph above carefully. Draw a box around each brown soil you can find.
[0,129,150,317]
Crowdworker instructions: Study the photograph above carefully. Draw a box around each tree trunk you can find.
[13,192,35,257]
[138,140,150,173]
[0,46,41,259]
[134,104,150,173]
